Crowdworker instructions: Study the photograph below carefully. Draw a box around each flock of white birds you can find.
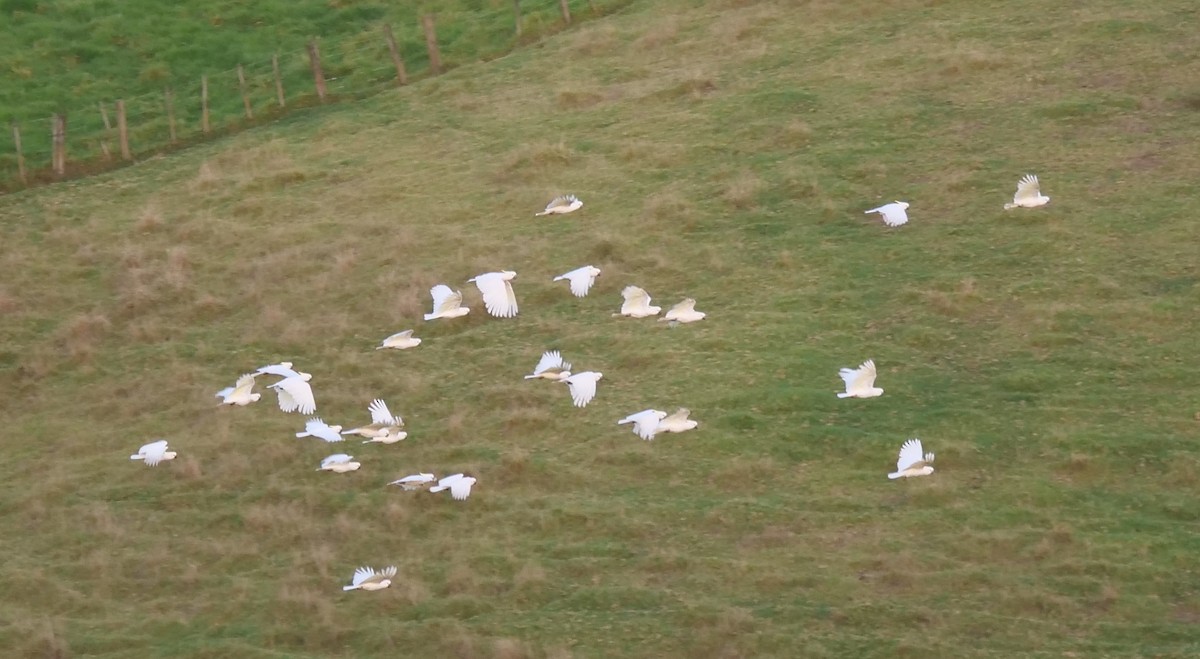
[129,179,1050,591]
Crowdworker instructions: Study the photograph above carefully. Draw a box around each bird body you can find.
[255,362,311,380]
[661,298,706,324]
[561,371,602,407]
[524,350,573,381]
[269,374,316,414]
[390,473,436,490]
[618,409,668,441]
[318,453,361,473]
[864,201,910,227]
[468,271,519,318]
[130,439,177,466]
[657,408,699,434]
[377,330,421,350]
[215,373,261,406]
[837,359,884,398]
[342,399,404,439]
[553,265,601,298]
[424,285,470,321]
[343,565,397,591]
[617,286,661,318]
[1004,174,1050,209]
[296,417,344,443]
[888,438,935,479]
[430,473,476,500]
[535,195,583,216]
[362,427,408,444]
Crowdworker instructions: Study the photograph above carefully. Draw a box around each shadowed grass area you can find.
[2,0,1199,657]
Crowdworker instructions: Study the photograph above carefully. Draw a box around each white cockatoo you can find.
[836,359,884,399]
[342,565,397,591]
[616,285,661,318]
[215,373,260,406]
[524,350,573,381]
[430,473,476,500]
[377,329,421,350]
[561,371,602,407]
[1004,174,1050,209]
[424,284,470,321]
[535,195,583,216]
[864,201,910,227]
[341,399,405,442]
[468,271,519,318]
[553,265,601,298]
[295,417,344,443]
[318,453,360,473]
[269,374,316,414]
[130,439,177,466]
[255,361,310,380]
[660,298,706,324]
[657,408,699,434]
[618,409,668,441]
[888,438,935,479]
[389,473,436,490]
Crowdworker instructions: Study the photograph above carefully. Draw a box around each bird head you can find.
[921,466,935,476]
[896,201,909,209]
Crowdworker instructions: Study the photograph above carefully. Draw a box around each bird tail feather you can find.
[523,374,538,380]
[423,313,436,321]
[837,392,853,398]
[887,472,902,480]
[1003,203,1016,210]
[342,585,359,591]
[130,454,144,460]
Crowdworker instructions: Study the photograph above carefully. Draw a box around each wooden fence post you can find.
[559,0,571,24]
[51,114,66,177]
[11,123,26,184]
[306,41,328,102]
[272,54,286,107]
[382,24,408,85]
[97,103,113,160]
[201,75,211,133]
[513,0,522,37]
[237,65,253,119]
[164,88,178,144]
[422,15,442,75]
[116,100,131,160]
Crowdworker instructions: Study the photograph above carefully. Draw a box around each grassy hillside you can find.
[2,0,1199,657]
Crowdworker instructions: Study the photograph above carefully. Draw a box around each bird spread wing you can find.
[896,439,926,471]
[394,473,434,486]
[322,453,352,468]
[304,418,343,443]
[558,266,598,297]
[231,373,257,396]
[430,285,463,315]
[621,286,651,313]
[533,350,570,375]
[668,299,695,315]
[385,330,413,342]
[351,566,378,586]
[369,398,397,425]
[565,373,599,407]
[546,195,577,211]
[273,376,316,414]
[662,408,691,425]
[881,204,908,227]
[137,440,170,465]
[1014,174,1041,201]
[852,360,877,391]
[256,362,300,379]
[473,273,518,318]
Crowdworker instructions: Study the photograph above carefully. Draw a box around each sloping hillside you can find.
[1,0,1198,657]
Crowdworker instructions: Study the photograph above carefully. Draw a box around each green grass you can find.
[2,0,1200,656]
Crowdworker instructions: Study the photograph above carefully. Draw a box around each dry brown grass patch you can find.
[642,187,696,224]
[56,311,112,361]
[721,171,765,209]
[493,141,576,183]
[572,24,620,57]
[557,87,605,110]
[635,16,679,51]
[618,141,687,169]
[135,202,165,232]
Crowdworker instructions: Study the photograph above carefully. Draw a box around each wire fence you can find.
[0,0,624,193]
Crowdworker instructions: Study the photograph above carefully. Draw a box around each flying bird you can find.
[657,408,699,434]
[430,473,476,500]
[342,565,397,591]
[295,417,344,443]
[616,285,661,318]
[660,298,706,324]
[130,439,177,466]
[553,265,601,297]
[468,271,519,318]
[342,399,407,443]
[377,330,421,350]
[836,359,884,399]
[424,284,470,321]
[561,371,602,408]
[318,453,361,473]
[255,361,310,380]
[888,438,935,479]
[864,201,910,227]
[269,374,316,414]
[1004,174,1050,209]
[524,350,573,381]
[618,409,668,441]
[535,195,583,216]
[215,373,260,406]
[389,473,436,490]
